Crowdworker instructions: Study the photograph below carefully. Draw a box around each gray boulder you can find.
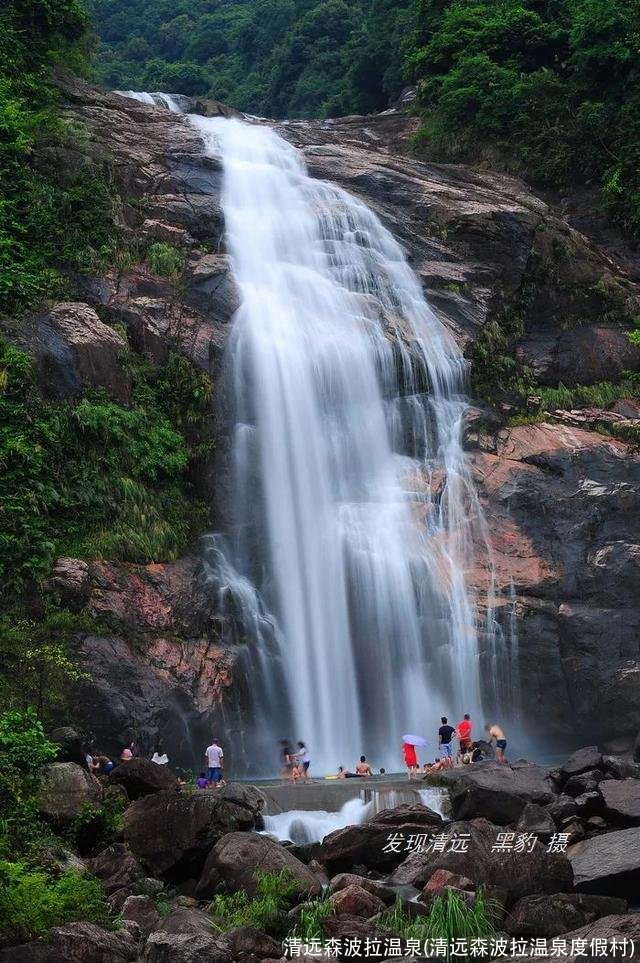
[124,783,265,879]
[86,843,144,896]
[598,778,640,826]
[49,726,87,767]
[505,893,627,936]
[516,802,557,840]
[226,926,283,959]
[318,803,442,875]
[436,762,557,824]
[195,831,322,900]
[0,922,137,962]
[121,895,161,937]
[634,730,640,763]
[37,762,102,826]
[564,770,604,797]
[142,908,230,963]
[569,826,640,895]
[560,747,603,780]
[37,302,130,403]
[390,818,573,904]
[108,759,176,800]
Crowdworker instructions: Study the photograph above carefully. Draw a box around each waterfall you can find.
[115,91,512,775]
[189,114,501,776]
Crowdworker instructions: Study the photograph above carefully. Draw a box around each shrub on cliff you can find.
[0,0,119,317]
[0,339,212,601]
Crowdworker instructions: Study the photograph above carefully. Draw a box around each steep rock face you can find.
[470,422,640,743]
[29,78,640,754]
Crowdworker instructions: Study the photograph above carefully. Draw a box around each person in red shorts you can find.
[402,741,418,780]
[457,713,473,752]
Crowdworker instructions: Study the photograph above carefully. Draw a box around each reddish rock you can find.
[329,884,387,919]
[121,895,161,937]
[421,868,475,899]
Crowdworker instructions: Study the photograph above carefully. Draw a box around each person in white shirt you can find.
[151,743,169,765]
[295,741,311,782]
[205,739,224,787]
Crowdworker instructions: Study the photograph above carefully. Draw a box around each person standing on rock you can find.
[457,713,473,752]
[485,723,507,763]
[205,738,224,787]
[438,717,456,768]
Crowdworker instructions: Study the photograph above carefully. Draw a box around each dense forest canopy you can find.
[92,0,640,239]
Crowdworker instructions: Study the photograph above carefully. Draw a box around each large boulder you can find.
[390,818,573,905]
[86,843,144,896]
[329,873,396,905]
[121,895,161,937]
[225,927,281,960]
[37,302,130,403]
[195,831,322,900]
[598,778,640,826]
[560,747,603,781]
[569,826,640,895]
[108,759,176,799]
[505,893,627,937]
[37,762,102,826]
[329,884,387,919]
[0,922,137,962]
[142,908,231,963]
[48,726,87,767]
[318,803,442,875]
[435,763,557,824]
[124,783,265,879]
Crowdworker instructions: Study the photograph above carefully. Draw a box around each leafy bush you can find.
[0,860,110,946]
[69,795,127,856]
[0,709,58,854]
[0,339,212,600]
[210,869,301,938]
[146,242,185,279]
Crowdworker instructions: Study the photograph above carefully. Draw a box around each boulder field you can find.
[6,747,638,961]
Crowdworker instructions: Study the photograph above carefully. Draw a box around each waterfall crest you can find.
[189,115,500,774]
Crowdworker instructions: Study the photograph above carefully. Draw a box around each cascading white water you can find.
[188,115,500,775]
[114,91,519,774]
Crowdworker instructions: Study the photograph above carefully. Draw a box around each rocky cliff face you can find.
[14,76,639,760]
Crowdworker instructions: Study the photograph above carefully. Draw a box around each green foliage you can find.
[91,0,414,118]
[68,794,127,856]
[0,339,213,601]
[210,869,301,938]
[146,242,186,279]
[470,312,524,402]
[405,0,640,239]
[0,608,91,720]
[529,377,640,413]
[381,890,496,952]
[0,0,120,317]
[290,897,333,944]
[0,709,57,853]
[0,861,110,946]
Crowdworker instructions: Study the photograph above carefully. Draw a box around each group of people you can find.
[403,715,507,778]
[280,740,311,782]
